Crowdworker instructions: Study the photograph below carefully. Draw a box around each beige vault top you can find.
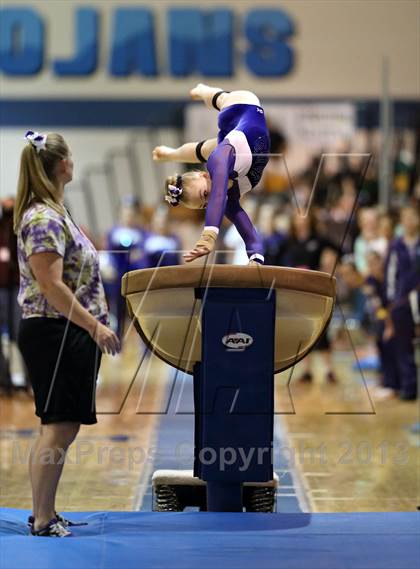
[122,265,336,374]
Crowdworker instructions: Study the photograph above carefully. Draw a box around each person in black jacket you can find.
[281,210,339,383]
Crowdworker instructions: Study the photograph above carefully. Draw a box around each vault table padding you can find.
[122,265,336,374]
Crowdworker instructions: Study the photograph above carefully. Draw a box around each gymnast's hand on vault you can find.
[183,246,211,263]
[183,229,217,263]
[152,145,175,161]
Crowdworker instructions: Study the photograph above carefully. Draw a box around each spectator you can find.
[363,251,399,400]
[318,178,357,255]
[296,246,339,384]
[144,206,181,267]
[338,256,367,326]
[383,205,420,401]
[279,211,339,383]
[106,197,150,340]
[281,210,338,270]
[223,198,259,265]
[264,210,289,266]
[353,207,387,275]
[0,197,28,393]
[378,211,396,245]
[261,125,289,196]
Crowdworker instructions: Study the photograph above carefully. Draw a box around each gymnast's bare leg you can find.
[153,84,261,163]
[189,83,261,111]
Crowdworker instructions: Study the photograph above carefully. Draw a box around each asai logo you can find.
[222,333,254,350]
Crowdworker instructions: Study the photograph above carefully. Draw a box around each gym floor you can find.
[1,325,418,514]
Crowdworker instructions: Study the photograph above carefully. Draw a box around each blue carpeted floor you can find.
[1,508,419,569]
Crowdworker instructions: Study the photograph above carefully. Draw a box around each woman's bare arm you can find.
[29,252,120,354]
[29,252,98,334]
[152,138,217,163]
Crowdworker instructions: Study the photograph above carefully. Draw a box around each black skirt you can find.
[18,317,102,425]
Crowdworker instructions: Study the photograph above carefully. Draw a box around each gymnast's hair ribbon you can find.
[165,175,183,207]
[24,130,47,153]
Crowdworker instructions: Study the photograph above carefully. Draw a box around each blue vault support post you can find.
[193,288,276,512]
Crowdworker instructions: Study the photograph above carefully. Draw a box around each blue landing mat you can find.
[1,509,419,569]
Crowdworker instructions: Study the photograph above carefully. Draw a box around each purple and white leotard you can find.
[202,103,270,264]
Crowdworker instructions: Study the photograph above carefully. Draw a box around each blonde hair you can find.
[13,133,69,233]
[165,171,203,208]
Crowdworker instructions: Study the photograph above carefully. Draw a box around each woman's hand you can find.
[90,322,121,355]
[152,145,175,162]
[183,229,217,263]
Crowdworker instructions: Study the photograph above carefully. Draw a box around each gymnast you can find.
[152,84,270,265]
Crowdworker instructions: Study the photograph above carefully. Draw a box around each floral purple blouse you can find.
[17,202,110,326]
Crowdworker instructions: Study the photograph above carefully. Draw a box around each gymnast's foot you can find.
[190,83,223,101]
[152,145,175,162]
[189,83,207,100]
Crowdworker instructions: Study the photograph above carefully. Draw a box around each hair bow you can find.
[165,177,183,207]
[24,130,47,153]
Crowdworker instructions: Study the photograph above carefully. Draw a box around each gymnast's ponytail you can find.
[13,132,68,233]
